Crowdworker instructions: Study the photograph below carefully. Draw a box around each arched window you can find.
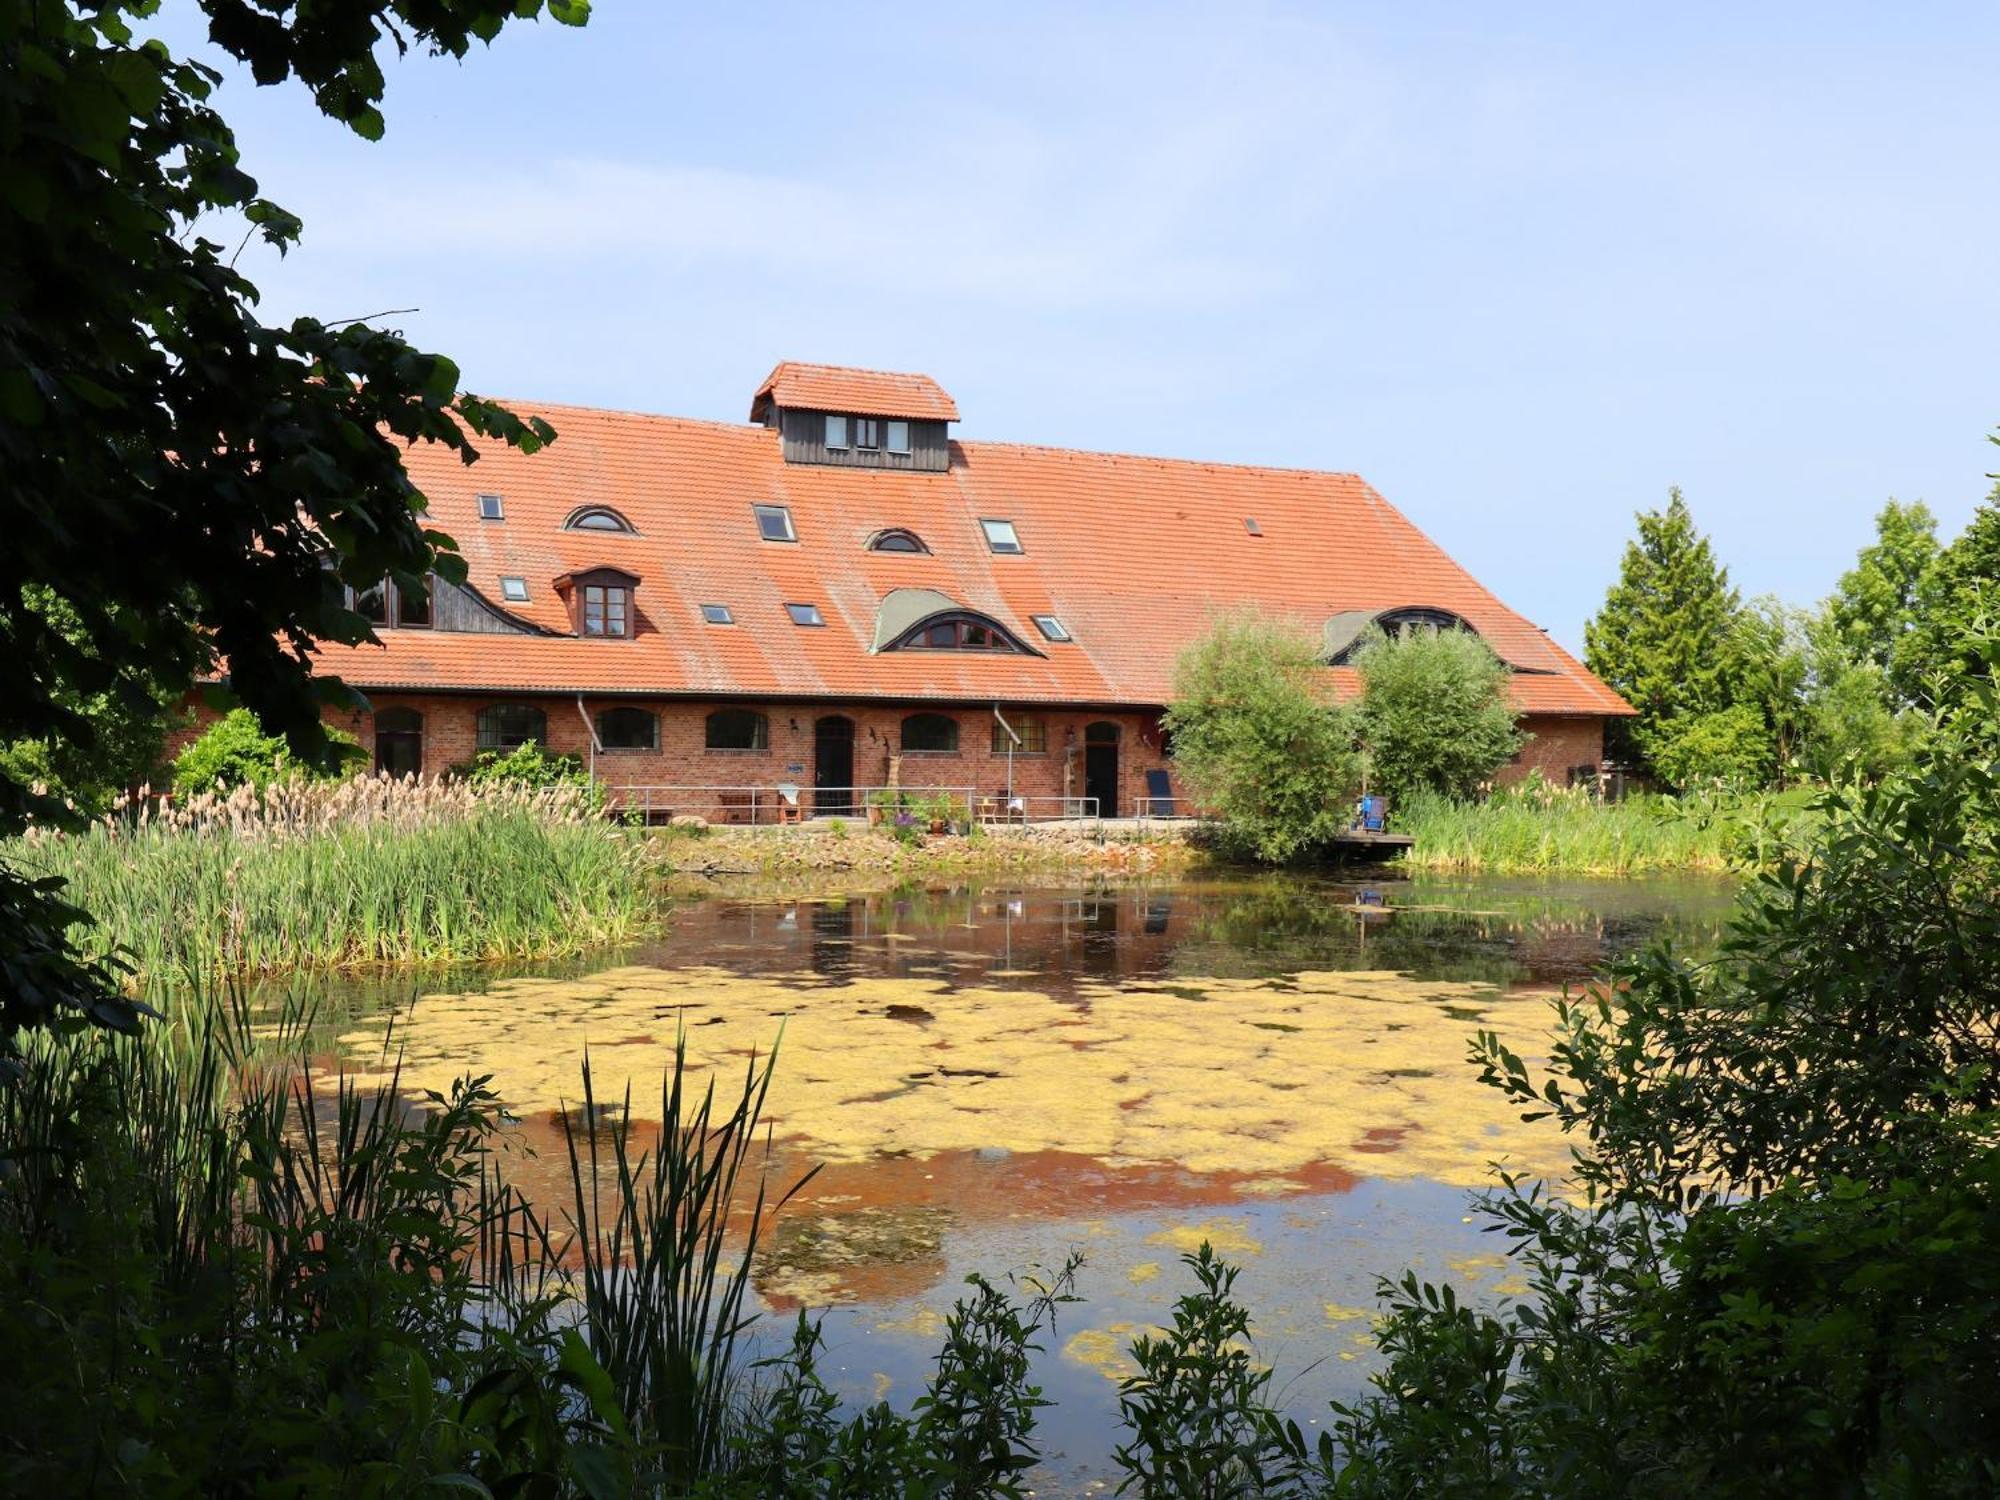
[564,506,636,533]
[901,712,959,754]
[705,709,769,751]
[866,528,930,554]
[888,612,1028,653]
[596,706,658,752]
[476,704,547,752]
[1085,721,1122,744]
[1377,606,1472,637]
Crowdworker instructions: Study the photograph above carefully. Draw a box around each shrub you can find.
[1351,625,1523,805]
[170,708,357,798]
[1164,611,1360,863]
[458,741,594,791]
[1639,701,1775,789]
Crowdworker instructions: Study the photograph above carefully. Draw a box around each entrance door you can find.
[814,716,855,814]
[1083,721,1120,817]
[374,707,423,778]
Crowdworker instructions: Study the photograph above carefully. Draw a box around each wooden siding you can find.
[778,408,950,472]
[432,579,539,635]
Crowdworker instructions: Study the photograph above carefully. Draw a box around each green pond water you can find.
[323,871,1738,1493]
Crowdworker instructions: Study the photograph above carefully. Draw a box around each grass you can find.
[1391,781,1818,876]
[10,775,661,984]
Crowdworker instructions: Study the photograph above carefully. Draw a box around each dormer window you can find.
[754,504,797,543]
[565,506,635,533]
[866,528,930,555]
[981,519,1023,555]
[886,611,1030,653]
[825,414,848,450]
[583,583,629,638]
[886,421,910,455]
[553,566,641,639]
[347,575,432,629]
[854,418,880,451]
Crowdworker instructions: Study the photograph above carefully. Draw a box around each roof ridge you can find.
[765,358,947,381]
[480,399,768,435]
[955,434,1364,483]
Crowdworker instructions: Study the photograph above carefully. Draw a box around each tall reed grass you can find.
[10,775,660,983]
[1391,781,1806,876]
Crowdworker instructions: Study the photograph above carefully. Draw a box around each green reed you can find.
[1390,783,1780,875]
[10,775,661,982]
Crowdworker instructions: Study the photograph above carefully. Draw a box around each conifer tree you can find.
[1584,489,1748,772]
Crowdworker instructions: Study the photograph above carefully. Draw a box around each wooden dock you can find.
[1328,829,1415,856]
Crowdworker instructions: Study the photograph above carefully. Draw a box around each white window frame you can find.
[477,493,504,521]
[499,575,529,602]
[825,414,848,450]
[785,602,825,627]
[1032,614,1071,642]
[700,603,734,625]
[753,504,797,543]
[981,518,1023,554]
[886,420,911,455]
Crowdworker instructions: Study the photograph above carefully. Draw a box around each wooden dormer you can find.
[750,361,955,473]
[552,565,641,639]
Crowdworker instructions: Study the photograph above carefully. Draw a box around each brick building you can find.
[266,363,1631,819]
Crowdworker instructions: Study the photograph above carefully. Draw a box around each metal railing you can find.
[1129,794,1199,819]
[599,784,1103,828]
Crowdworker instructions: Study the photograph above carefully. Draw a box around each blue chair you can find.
[1143,768,1174,816]
[1357,795,1387,832]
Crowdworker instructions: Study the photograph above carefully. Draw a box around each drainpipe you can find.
[991,704,1021,800]
[574,695,602,782]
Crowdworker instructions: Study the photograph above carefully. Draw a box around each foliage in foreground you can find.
[1328,693,2000,1495]
[1350,625,1523,806]
[1165,610,1361,863]
[0,0,580,1046]
[13,775,656,981]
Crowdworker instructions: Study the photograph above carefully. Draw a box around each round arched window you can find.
[900,713,960,753]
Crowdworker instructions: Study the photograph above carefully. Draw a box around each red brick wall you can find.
[1501,714,1607,787]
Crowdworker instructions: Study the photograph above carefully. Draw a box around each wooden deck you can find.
[1328,829,1416,855]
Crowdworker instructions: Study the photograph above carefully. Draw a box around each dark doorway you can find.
[374,707,423,778]
[814,716,855,814]
[1083,721,1120,817]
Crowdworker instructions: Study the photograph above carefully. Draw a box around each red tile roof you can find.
[751,362,961,422]
[310,395,1631,718]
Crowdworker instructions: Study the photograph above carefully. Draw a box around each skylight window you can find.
[499,576,529,602]
[785,602,825,627]
[754,504,797,543]
[980,518,1023,554]
[477,493,504,521]
[1032,614,1072,642]
[700,603,733,624]
[1244,517,1263,536]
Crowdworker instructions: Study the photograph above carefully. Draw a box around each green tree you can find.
[1894,464,2000,709]
[1323,663,2000,1495]
[1351,625,1523,805]
[0,0,584,1047]
[1163,611,1360,864]
[1827,498,1939,691]
[1584,488,1747,776]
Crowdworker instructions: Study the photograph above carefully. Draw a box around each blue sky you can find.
[162,3,2000,651]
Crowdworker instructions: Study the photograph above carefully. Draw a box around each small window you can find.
[476,704,546,752]
[566,506,635,533]
[886,420,911,455]
[1244,518,1262,536]
[890,612,1026,653]
[700,603,734,625]
[350,580,389,625]
[825,414,848,450]
[901,712,959,753]
[477,493,504,521]
[596,706,658,751]
[981,518,1023,554]
[992,717,1048,754]
[500,576,530,602]
[867,528,929,554]
[1031,615,1071,643]
[854,418,880,450]
[754,504,797,543]
[786,602,824,627]
[705,708,769,751]
[395,575,432,629]
[582,583,630,638]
